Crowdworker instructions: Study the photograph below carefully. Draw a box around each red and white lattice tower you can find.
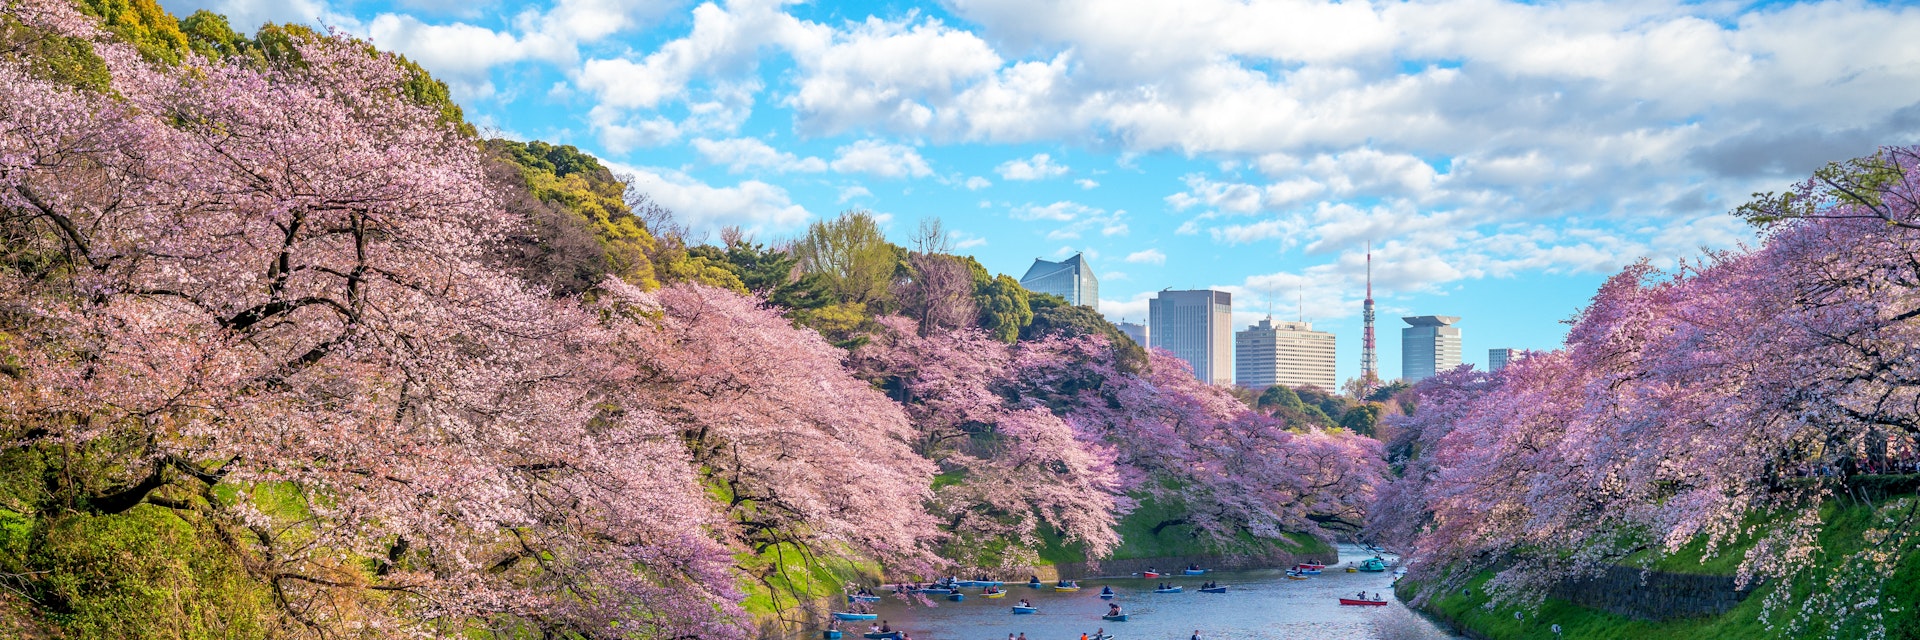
[1361,244,1378,382]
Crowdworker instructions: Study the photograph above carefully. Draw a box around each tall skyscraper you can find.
[1117,321,1149,348]
[1019,254,1099,309]
[1401,315,1462,382]
[1236,318,1337,391]
[1489,348,1520,372]
[1361,244,1378,382]
[1149,289,1233,384]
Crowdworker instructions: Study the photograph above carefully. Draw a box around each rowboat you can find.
[824,631,842,639]
[1297,563,1326,569]
[1183,569,1206,575]
[1339,598,1389,606]
[947,593,964,601]
[983,590,1006,599]
[831,612,877,621]
[863,633,902,640]
[1359,558,1389,572]
[1011,605,1037,614]
[1292,565,1322,575]
[1102,614,1130,621]
[1285,572,1308,580]
[1199,586,1227,593]
[914,587,955,594]
[1153,586,1182,593]
[1054,585,1081,592]
[1027,581,1043,589]
[1099,593,1115,600]
[848,594,881,603]
[1140,571,1162,578]
[955,580,1003,588]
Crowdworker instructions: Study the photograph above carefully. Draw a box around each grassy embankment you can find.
[1409,488,1920,640]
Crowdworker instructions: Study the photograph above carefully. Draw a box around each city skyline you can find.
[155,0,1920,385]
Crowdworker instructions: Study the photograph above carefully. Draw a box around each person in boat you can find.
[1018,598,1032,608]
[1188,563,1199,571]
[827,619,840,631]
[869,623,880,634]
[1028,574,1039,583]
[879,621,892,633]
[1108,602,1123,616]
[1191,631,1203,640]
[1093,628,1107,640]
[1373,592,1383,601]
[1146,566,1157,574]
[1100,585,1113,594]
[1016,634,1028,640]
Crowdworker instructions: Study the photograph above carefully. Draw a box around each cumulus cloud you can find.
[1075,178,1099,190]
[965,176,992,190]
[692,137,827,173]
[995,153,1070,180]
[830,139,934,178]
[1124,249,1166,265]
[609,163,811,236]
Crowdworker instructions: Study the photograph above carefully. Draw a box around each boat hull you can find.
[1054,586,1081,592]
[1140,572,1161,578]
[824,632,842,640]
[983,591,1006,599]
[1011,606,1037,614]
[1153,587,1182,593]
[947,593,964,601]
[1183,569,1206,575]
[863,633,902,640]
[1339,598,1389,606]
[832,613,878,621]
[1199,587,1227,593]
[1099,594,1114,599]
[1102,614,1130,621]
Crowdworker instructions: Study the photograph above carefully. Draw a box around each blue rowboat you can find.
[824,631,842,639]
[831,612,877,621]
[1099,593,1115,600]
[863,633,901,640]
[947,593,964,602]
[1027,581,1043,589]
[914,587,954,594]
[1011,605,1037,614]
[1200,586,1227,593]
[955,580,1003,588]
[1102,614,1130,621]
[847,594,881,603]
[1153,586,1182,593]
[1183,569,1206,575]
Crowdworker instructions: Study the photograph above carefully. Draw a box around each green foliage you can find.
[1257,385,1304,411]
[794,211,902,308]
[27,507,278,638]
[1022,294,1148,372]
[974,274,1032,343]
[690,241,834,310]
[392,54,473,137]
[0,12,113,92]
[74,0,188,64]
[489,138,662,290]
[1338,402,1382,436]
[1738,150,1910,228]
[175,11,245,59]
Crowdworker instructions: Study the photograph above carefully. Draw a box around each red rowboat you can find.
[1141,571,1161,578]
[1297,563,1326,570]
[1339,598,1388,606]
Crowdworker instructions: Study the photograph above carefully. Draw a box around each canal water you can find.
[834,545,1457,640]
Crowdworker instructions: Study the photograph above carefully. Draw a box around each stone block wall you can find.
[1547,565,1753,621]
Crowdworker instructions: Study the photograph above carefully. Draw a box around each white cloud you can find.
[1121,245,1159,263]
[837,185,873,203]
[995,153,1070,180]
[830,139,934,178]
[1012,201,1095,222]
[609,164,811,236]
[1075,178,1099,190]
[965,176,992,190]
[691,137,827,173]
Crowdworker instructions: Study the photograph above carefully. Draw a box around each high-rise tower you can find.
[1361,245,1378,382]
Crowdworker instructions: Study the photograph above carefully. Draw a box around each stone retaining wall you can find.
[1547,565,1753,621]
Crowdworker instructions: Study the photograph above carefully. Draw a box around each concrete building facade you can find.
[1236,318,1337,391]
[1149,289,1233,385]
[1402,315,1463,382]
[1019,254,1099,309]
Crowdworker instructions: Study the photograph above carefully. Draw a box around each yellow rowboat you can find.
[983,591,1006,599]
[1054,586,1082,592]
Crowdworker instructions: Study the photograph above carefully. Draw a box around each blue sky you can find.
[161,0,1920,385]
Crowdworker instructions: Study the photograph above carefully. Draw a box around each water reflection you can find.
[827,545,1457,640]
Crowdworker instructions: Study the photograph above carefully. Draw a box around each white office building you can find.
[1149,289,1233,384]
[1489,348,1520,372]
[1236,319,1337,391]
[1117,321,1149,348]
[1402,315,1463,382]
